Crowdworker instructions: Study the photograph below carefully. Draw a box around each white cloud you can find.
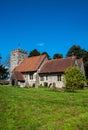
[36,43,45,47]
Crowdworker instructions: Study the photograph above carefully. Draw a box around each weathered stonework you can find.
[10,48,27,77]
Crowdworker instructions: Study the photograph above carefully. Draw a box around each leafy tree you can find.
[42,52,51,59]
[28,49,40,57]
[53,53,63,59]
[66,45,83,58]
[65,67,86,92]
[0,54,9,80]
[66,45,88,78]
[82,52,88,79]
[0,65,9,80]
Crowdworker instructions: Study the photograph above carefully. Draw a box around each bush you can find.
[64,67,86,92]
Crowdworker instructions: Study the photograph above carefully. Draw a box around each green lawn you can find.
[0,85,88,130]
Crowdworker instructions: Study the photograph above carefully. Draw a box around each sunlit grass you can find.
[0,85,88,130]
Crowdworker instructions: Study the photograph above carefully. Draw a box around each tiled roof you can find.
[14,54,46,72]
[40,56,76,74]
[14,72,25,81]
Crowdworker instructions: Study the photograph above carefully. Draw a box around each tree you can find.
[0,65,9,80]
[0,54,9,80]
[0,55,2,65]
[2,55,10,69]
[28,49,40,57]
[82,52,88,79]
[42,52,51,59]
[66,45,88,79]
[66,45,83,58]
[53,53,63,59]
[64,67,86,92]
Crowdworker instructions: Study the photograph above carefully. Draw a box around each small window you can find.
[40,76,44,81]
[57,74,62,81]
[46,75,48,80]
[30,74,33,80]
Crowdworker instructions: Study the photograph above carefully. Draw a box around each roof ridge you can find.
[28,54,46,59]
[45,56,76,63]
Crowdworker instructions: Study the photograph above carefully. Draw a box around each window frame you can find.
[40,76,44,81]
[30,73,33,80]
[46,75,48,80]
[57,74,62,81]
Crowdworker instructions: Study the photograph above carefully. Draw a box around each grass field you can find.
[0,85,88,130]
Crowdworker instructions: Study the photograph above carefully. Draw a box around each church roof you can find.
[13,72,25,81]
[13,54,47,72]
[39,56,76,74]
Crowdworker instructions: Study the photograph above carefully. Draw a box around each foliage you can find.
[66,45,88,78]
[53,53,63,59]
[0,65,9,80]
[42,52,51,59]
[66,45,84,58]
[28,49,51,59]
[0,86,88,130]
[28,49,40,57]
[65,67,86,92]
[83,52,88,79]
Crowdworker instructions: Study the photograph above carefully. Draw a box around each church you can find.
[10,48,85,88]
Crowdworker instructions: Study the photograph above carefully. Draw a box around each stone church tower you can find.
[10,48,27,77]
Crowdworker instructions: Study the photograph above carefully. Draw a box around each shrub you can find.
[64,67,86,92]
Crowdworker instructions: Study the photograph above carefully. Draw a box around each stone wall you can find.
[10,49,27,77]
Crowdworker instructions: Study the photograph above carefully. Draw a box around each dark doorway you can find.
[12,80,15,86]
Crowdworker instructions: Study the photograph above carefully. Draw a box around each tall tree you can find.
[28,49,40,57]
[83,52,88,79]
[66,45,88,78]
[2,55,10,69]
[53,53,63,59]
[0,54,9,80]
[66,45,84,58]
[0,65,9,80]
[2,55,10,79]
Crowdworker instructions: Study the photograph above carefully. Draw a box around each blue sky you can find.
[0,0,88,59]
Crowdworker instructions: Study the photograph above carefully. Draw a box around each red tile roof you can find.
[14,72,25,81]
[40,56,76,74]
[14,54,46,72]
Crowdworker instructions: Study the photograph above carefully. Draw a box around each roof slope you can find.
[14,72,25,81]
[14,54,46,72]
[40,56,76,74]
